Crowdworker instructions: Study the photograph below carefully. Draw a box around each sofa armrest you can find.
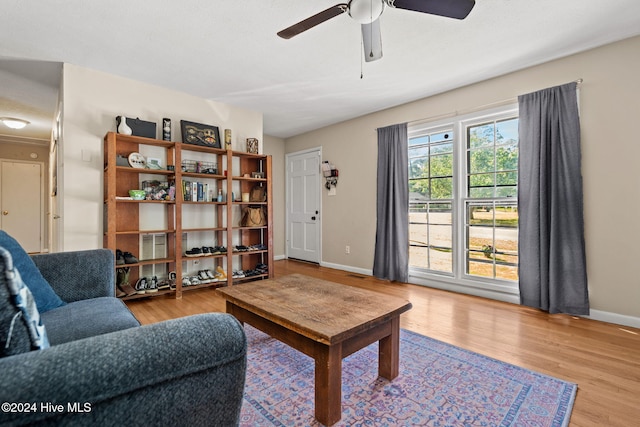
[31,249,115,302]
[0,313,247,426]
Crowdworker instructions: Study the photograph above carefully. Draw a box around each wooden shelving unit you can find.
[103,132,273,299]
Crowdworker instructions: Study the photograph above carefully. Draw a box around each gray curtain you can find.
[518,82,589,315]
[373,123,409,282]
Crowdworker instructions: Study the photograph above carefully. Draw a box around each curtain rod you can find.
[383,78,583,130]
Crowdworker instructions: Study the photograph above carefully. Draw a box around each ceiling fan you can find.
[277,0,476,62]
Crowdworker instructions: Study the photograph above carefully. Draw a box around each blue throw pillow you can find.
[0,231,65,313]
[1,247,50,356]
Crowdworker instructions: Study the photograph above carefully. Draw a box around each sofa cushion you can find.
[41,297,140,345]
[1,247,50,357]
[0,231,65,313]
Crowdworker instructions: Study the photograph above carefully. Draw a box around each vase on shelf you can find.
[117,116,132,135]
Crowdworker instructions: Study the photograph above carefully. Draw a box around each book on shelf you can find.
[182,181,212,202]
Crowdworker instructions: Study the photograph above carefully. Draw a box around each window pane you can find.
[409,145,429,157]
[409,157,428,179]
[496,265,518,282]
[409,135,430,146]
[408,128,453,202]
[496,145,518,171]
[467,260,494,278]
[409,202,452,274]
[496,186,517,198]
[431,132,452,143]
[430,178,452,199]
[465,202,518,281]
[430,153,453,177]
[428,248,453,273]
[469,173,495,190]
[468,123,495,148]
[430,142,453,154]
[409,178,430,200]
[496,118,518,144]
[469,187,493,198]
[496,171,517,186]
[469,148,495,173]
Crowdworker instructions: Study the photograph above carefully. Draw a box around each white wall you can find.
[263,135,286,259]
[61,64,262,250]
[285,35,640,325]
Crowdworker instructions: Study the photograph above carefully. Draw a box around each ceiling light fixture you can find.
[348,0,384,24]
[0,117,30,129]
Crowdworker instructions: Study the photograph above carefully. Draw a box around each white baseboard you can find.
[319,261,372,277]
[587,310,640,329]
[274,254,286,261]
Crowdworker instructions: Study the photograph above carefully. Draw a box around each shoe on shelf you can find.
[185,247,203,257]
[201,246,211,256]
[115,286,126,298]
[182,277,192,287]
[190,276,201,285]
[198,270,211,283]
[157,279,171,290]
[116,267,137,297]
[215,266,227,280]
[205,269,218,281]
[232,270,245,279]
[123,251,139,264]
[244,269,258,277]
[134,277,147,295]
[146,276,159,293]
[116,249,126,265]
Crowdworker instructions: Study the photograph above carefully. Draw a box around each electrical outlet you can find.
[345,245,350,254]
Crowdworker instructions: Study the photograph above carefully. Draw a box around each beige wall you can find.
[61,63,262,250]
[285,35,640,324]
[263,135,286,258]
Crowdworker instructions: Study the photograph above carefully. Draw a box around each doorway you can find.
[286,148,321,263]
[0,160,44,252]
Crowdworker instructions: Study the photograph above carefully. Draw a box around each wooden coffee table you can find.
[217,274,412,426]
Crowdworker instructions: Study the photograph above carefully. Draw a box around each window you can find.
[408,107,519,290]
[408,128,454,274]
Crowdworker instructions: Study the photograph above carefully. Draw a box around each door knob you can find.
[2,211,8,215]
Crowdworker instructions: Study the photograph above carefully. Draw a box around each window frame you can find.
[408,104,519,296]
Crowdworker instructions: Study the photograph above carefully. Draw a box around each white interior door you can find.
[286,149,321,263]
[1,161,43,252]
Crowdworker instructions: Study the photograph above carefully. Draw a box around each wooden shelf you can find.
[104,131,273,300]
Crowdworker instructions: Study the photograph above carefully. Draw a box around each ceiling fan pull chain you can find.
[369,0,374,58]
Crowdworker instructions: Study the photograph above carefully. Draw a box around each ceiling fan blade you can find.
[386,0,475,20]
[277,4,349,39]
[362,19,383,62]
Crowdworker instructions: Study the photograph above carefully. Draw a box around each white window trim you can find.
[408,104,520,299]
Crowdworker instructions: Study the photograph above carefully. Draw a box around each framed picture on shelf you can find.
[180,120,221,148]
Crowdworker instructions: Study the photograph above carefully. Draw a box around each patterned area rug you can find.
[240,325,576,426]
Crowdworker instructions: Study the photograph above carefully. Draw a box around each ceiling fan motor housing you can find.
[348,0,385,24]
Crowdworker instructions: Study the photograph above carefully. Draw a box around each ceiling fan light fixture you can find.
[0,117,30,129]
[348,0,384,24]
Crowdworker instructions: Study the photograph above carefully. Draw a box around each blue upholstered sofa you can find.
[0,234,247,426]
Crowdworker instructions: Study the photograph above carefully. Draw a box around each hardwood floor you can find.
[126,260,640,427]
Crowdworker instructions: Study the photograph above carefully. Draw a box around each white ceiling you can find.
[1,0,640,140]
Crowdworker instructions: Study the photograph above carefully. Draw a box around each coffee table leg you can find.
[315,343,342,426]
[379,316,400,380]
